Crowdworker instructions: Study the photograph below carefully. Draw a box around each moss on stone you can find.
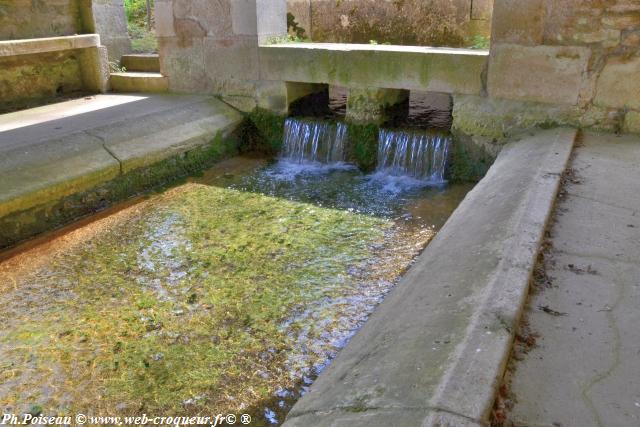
[244,108,286,155]
[448,134,493,183]
[0,180,390,420]
[346,122,380,172]
[0,133,240,249]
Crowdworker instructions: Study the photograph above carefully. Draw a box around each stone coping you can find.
[0,34,100,57]
[262,42,489,56]
[259,42,488,95]
[283,128,577,427]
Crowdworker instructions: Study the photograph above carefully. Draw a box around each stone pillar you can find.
[79,0,132,62]
[79,45,111,93]
[346,87,409,125]
[156,0,289,113]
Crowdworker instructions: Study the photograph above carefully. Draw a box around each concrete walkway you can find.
[0,94,242,247]
[505,133,640,427]
[0,94,242,217]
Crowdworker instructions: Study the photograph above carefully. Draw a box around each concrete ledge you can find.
[283,128,577,427]
[260,43,488,95]
[0,35,101,57]
[121,54,161,72]
[0,94,243,246]
[110,72,170,93]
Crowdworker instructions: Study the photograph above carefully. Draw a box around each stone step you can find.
[121,54,160,72]
[110,72,168,93]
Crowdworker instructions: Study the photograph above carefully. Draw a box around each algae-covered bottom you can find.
[0,157,472,425]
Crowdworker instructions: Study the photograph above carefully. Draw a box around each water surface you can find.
[0,157,472,425]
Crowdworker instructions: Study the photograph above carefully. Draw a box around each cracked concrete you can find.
[0,93,243,219]
[505,132,640,427]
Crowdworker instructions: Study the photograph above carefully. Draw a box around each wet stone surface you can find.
[0,157,471,425]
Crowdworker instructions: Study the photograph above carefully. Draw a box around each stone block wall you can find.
[454,0,640,142]
[87,0,132,61]
[0,0,129,60]
[0,0,83,40]
[0,0,116,111]
[286,0,494,46]
[156,0,290,113]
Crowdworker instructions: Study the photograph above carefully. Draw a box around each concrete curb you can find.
[283,128,577,427]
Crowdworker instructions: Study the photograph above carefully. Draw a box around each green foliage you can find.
[125,0,157,53]
[124,0,152,25]
[265,34,309,45]
[287,12,306,39]
[468,35,491,50]
[346,122,380,172]
[108,61,126,73]
[243,108,286,155]
[1,178,388,417]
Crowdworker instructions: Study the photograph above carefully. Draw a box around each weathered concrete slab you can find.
[0,35,100,57]
[506,132,640,427]
[488,43,592,105]
[260,43,488,95]
[283,128,577,427]
[0,94,243,220]
[88,99,242,172]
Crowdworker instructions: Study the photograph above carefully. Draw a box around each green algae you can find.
[245,108,286,155]
[345,123,379,172]
[0,182,391,421]
[0,133,239,249]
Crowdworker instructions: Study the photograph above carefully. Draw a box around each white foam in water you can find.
[275,118,451,191]
[282,118,349,164]
[376,128,451,186]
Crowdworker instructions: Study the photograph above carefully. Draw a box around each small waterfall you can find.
[377,129,451,182]
[282,118,348,164]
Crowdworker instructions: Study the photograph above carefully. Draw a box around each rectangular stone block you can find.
[80,45,110,93]
[158,36,206,93]
[231,0,258,36]
[260,44,488,95]
[488,43,591,105]
[203,37,260,83]
[155,0,176,38]
[624,111,640,134]
[491,0,545,45]
[594,56,640,110]
[256,0,287,43]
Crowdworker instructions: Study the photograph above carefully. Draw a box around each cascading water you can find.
[282,118,348,164]
[376,129,451,183]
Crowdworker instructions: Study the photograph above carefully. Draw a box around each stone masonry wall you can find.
[0,0,83,40]
[286,0,494,46]
[455,0,640,143]
[0,0,129,60]
[155,0,289,113]
[0,1,114,110]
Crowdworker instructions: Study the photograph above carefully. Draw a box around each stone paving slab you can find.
[506,132,640,427]
[0,94,243,220]
[283,128,578,427]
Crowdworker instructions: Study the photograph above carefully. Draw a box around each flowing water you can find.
[282,118,348,165]
[376,128,451,183]
[0,123,472,425]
